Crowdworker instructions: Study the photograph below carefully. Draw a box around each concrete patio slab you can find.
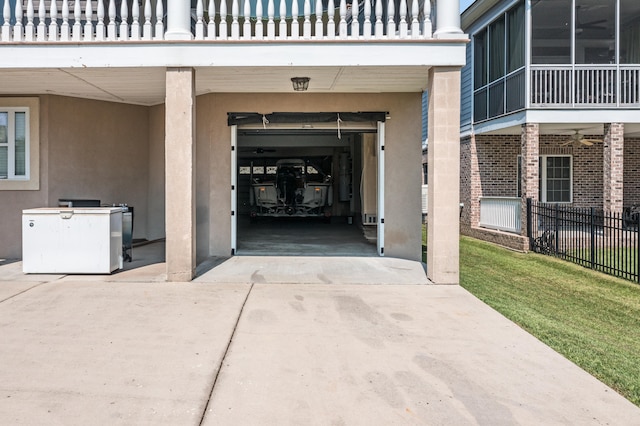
[202,284,640,425]
[0,280,250,425]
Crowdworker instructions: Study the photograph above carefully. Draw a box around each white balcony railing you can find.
[1,0,438,43]
[479,196,521,234]
[530,65,640,107]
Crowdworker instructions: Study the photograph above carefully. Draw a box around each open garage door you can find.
[229,112,386,257]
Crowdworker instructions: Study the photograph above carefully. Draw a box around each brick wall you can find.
[624,138,640,207]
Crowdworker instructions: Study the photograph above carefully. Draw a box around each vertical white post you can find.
[72,0,82,41]
[60,0,70,41]
[303,0,311,39]
[377,121,385,256]
[422,0,431,39]
[195,0,204,39]
[14,0,24,41]
[399,0,407,38]
[154,0,164,40]
[131,0,141,40]
[433,0,463,38]
[84,0,94,41]
[278,0,286,39]
[119,0,129,40]
[231,125,238,255]
[219,0,227,39]
[49,0,59,41]
[350,0,358,38]
[387,0,395,39]
[96,0,106,40]
[267,0,275,39]
[143,0,152,39]
[1,0,10,42]
[25,0,35,41]
[315,0,323,39]
[363,0,371,39]
[37,0,47,41]
[291,0,299,39]
[255,0,263,39]
[327,0,335,39]
[374,0,383,38]
[242,0,251,39]
[231,0,239,39]
[107,0,117,40]
[339,0,346,39]
[410,0,419,39]
[207,0,216,40]
[166,0,192,39]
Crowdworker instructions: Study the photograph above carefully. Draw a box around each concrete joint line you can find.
[198,282,255,425]
[0,279,60,304]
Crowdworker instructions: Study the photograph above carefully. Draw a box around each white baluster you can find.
[327,0,335,39]
[291,0,299,39]
[154,0,164,40]
[13,0,24,41]
[37,0,47,41]
[387,0,395,38]
[350,0,358,38]
[314,0,323,39]
[195,0,204,39]
[219,0,227,40]
[422,0,431,39]
[374,0,382,38]
[303,0,310,39]
[278,0,285,39]
[48,0,59,41]
[60,0,70,41]
[131,0,141,40]
[143,0,152,39]
[410,0,419,38]
[107,0,116,40]
[267,0,275,39]
[242,0,250,39]
[399,0,407,38]
[338,0,346,39]
[207,0,216,40]
[231,0,239,40]
[72,0,81,41]
[363,0,371,39]
[96,0,106,40]
[25,0,35,41]
[2,0,11,42]
[119,0,129,40]
[255,0,263,40]
[84,0,94,41]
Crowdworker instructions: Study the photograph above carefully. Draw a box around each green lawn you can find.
[458,236,640,407]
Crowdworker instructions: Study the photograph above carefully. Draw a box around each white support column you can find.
[427,67,461,285]
[433,0,463,39]
[165,0,192,40]
[165,67,196,282]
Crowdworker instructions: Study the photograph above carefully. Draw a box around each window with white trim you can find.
[517,155,572,203]
[0,98,39,191]
[0,108,29,181]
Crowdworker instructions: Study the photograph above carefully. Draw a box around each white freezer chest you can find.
[22,207,123,274]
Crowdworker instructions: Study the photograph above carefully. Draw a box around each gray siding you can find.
[460,43,473,135]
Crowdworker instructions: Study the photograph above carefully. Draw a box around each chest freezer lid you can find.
[23,207,124,215]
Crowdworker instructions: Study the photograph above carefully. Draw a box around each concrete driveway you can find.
[0,252,638,425]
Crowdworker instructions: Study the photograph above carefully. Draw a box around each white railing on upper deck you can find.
[530,65,640,107]
[479,196,521,234]
[1,0,436,42]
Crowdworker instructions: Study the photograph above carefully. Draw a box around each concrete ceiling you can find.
[0,66,431,106]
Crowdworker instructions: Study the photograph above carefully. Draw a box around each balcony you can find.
[1,0,445,43]
[530,65,640,108]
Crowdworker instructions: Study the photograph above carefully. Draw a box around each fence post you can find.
[526,198,533,250]
[554,203,559,255]
[637,212,640,283]
[590,207,596,270]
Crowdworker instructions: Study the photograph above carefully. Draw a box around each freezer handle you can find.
[60,210,74,219]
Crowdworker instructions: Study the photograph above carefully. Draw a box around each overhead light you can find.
[291,77,310,92]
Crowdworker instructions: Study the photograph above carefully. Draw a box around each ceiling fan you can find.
[560,130,603,147]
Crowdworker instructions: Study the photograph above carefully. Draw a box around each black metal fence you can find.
[527,198,640,283]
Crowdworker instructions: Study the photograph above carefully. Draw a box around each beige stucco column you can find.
[603,123,624,214]
[427,67,461,285]
[165,67,196,282]
[521,123,539,237]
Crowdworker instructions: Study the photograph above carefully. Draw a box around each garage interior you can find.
[233,115,382,257]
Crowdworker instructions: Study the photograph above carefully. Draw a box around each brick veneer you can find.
[458,125,639,251]
[603,123,624,213]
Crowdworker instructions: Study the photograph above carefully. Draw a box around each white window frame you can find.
[0,108,30,180]
[0,98,39,191]
[540,155,573,204]
[517,154,573,203]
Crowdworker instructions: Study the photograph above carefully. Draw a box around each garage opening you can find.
[229,112,385,257]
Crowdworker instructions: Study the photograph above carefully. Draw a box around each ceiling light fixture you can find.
[291,77,310,92]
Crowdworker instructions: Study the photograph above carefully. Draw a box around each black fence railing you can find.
[527,198,640,283]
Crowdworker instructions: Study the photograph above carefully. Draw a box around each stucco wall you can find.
[0,95,150,259]
[197,93,423,261]
[147,104,166,241]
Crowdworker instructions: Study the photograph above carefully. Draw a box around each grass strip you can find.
[459,236,640,407]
